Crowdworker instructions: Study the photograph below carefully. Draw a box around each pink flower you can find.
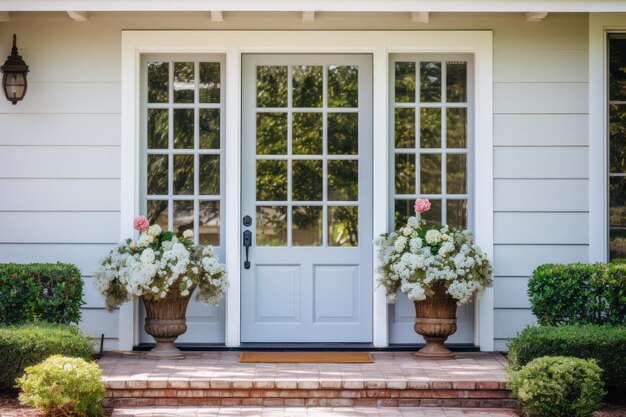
[133,216,150,232]
[414,198,431,214]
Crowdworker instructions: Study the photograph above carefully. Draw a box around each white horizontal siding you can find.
[494,114,588,147]
[79,308,119,339]
[493,244,589,277]
[0,114,120,146]
[494,212,589,244]
[0,147,120,179]
[0,212,120,243]
[494,83,588,114]
[0,179,120,211]
[494,277,531,308]
[494,49,588,83]
[494,147,588,179]
[494,179,588,212]
[494,309,537,339]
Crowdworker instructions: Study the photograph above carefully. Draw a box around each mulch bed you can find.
[0,393,113,417]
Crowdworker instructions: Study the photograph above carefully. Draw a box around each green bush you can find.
[0,263,85,325]
[508,356,605,417]
[0,322,94,392]
[508,325,626,398]
[17,355,105,417]
[529,263,626,326]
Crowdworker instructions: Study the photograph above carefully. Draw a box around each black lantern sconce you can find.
[1,34,29,105]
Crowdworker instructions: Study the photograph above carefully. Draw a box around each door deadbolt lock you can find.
[243,215,252,227]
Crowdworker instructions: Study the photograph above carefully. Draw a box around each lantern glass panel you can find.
[3,73,26,101]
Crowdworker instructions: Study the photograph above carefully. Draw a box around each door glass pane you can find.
[174,109,194,149]
[447,199,467,229]
[199,62,220,103]
[199,201,220,245]
[610,177,626,263]
[174,62,194,103]
[609,38,626,101]
[394,199,413,229]
[421,199,442,225]
[420,108,441,148]
[147,61,168,103]
[328,65,358,108]
[446,108,467,149]
[610,104,626,174]
[395,108,415,148]
[292,65,323,108]
[292,206,322,246]
[328,206,358,247]
[200,109,220,149]
[256,205,287,246]
[420,62,441,103]
[173,154,194,195]
[395,62,416,103]
[446,62,467,103]
[420,154,442,194]
[147,155,168,195]
[173,200,194,235]
[447,154,467,194]
[394,154,415,195]
[257,113,288,155]
[328,113,358,155]
[199,155,220,195]
[147,200,168,229]
[147,109,168,149]
[257,66,288,108]
[256,160,288,201]
[293,113,323,155]
[293,160,323,201]
[328,160,359,201]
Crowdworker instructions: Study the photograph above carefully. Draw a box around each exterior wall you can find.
[0,12,589,350]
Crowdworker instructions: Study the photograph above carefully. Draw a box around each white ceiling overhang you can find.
[0,0,625,12]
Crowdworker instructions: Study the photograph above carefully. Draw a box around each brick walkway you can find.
[111,406,518,416]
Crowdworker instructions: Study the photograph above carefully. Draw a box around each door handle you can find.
[243,229,252,269]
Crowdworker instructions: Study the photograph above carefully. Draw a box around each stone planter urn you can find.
[142,286,195,359]
[413,281,457,360]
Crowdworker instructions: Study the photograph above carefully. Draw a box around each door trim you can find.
[120,30,493,350]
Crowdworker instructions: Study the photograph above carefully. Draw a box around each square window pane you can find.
[328,160,359,201]
[420,108,442,148]
[420,154,442,194]
[147,200,168,230]
[173,200,194,236]
[147,61,168,103]
[328,206,358,247]
[173,155,194,195]
[199,62,220,103]
[395,62,416,103]
[293,160,323,201]
[257,66,288,108]
[200,109,220,149]
[446,61,467,103]
[292,65,323,108]
[256,205,287,246]
[199,201,220,246]
[328,113,358,155]
[394,154,416,195]
[257,113,288,155]
[447,154,467,194]
[174,109,194,149]
[395,108,415,148]
[147,155,168,195]
[173,62,194,103]
[610,104,626,174]
[328,65,358,108]
[610,176,626,262]
[147,109,168,149]
[421,199,442,226]
[293,206,322,246]
[447,108,467,149]
[394,199,414,230]
[293,113,323,155]
[199,155,220,195]
[420,62,442,103]
[447,199,467,229]
[609,38,626,101]
[256,160,288,201]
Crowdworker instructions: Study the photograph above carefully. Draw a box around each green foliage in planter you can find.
[529,263,626,326]
[508,325,626,398]
[0,323,94,392]
[0,263,85,325]
[17,355,105,417]
[508,356,605,417]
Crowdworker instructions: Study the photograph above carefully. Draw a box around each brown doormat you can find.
[239,351,373,363]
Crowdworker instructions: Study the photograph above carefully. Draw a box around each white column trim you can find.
[120,30,494,350]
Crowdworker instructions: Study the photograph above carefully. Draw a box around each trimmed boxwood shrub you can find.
[0,322,94,392]
[508,325,626,398]
[508,356,605,417]
[0,263,84,325]
[529,263,626,326]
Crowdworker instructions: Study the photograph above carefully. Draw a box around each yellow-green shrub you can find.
[17,355,105,417]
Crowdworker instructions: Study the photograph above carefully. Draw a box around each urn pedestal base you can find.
[413,282,458,360]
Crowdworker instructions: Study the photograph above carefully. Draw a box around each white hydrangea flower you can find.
[407,216,420,229]
[394,236,407,252]
[183,229,194,239]
[148,224,162,237]
[425,230,441,244]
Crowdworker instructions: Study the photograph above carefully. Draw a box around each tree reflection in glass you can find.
[147,61,168,103]
[257,113,287,155]
[292,65,323,108]
[420,62,441,102]
[199,201,220,245]
[293,206,322,246]
[328,65,358,108]
[257,66,288,108]
[256,206,287,246]
[329,206,358,247]
[174,62,194,103]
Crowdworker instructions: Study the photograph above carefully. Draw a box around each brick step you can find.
[111,406,520,416]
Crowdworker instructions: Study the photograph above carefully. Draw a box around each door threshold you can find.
[133,343,479,352]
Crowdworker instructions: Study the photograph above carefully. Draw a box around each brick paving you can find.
[111,406,519,416]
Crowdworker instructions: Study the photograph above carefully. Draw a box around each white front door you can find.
[240,54,373,343]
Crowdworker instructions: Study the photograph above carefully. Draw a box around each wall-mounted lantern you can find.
[1,34,29,105]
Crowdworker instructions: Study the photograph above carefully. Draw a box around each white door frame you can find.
[120,30,494,350]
